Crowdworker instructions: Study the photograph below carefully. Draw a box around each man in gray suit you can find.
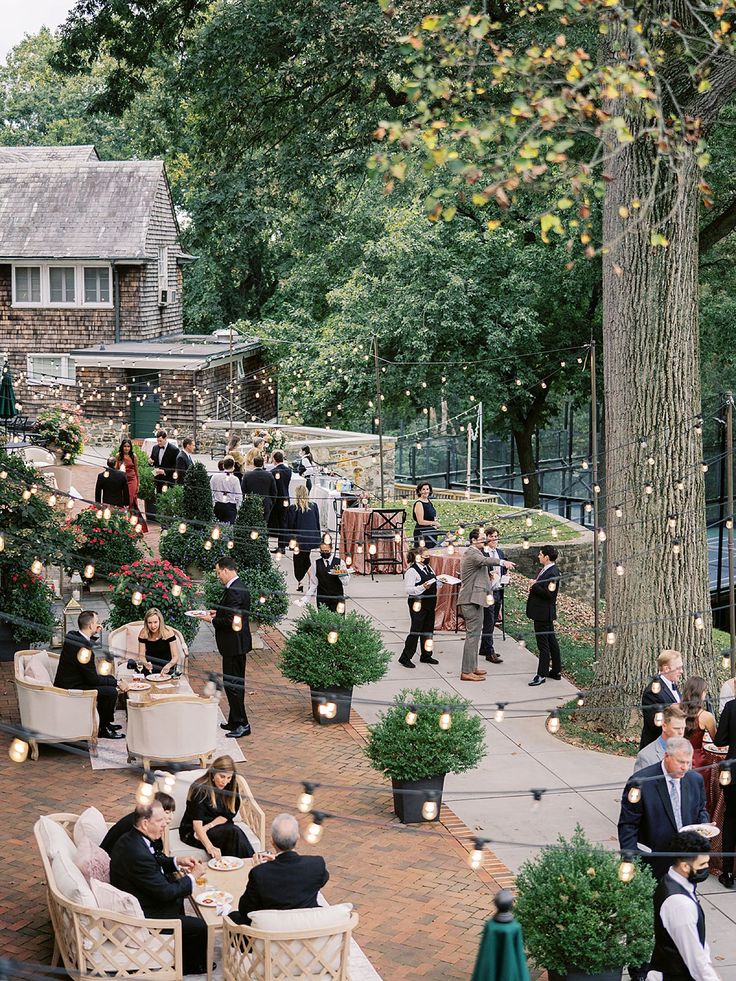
[458,528,502,681]
[633,704,687,773]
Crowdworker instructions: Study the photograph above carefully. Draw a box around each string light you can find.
[0,535,4,552]
[423,638,434,651]
[412,600,422,613]
[719,763,732,787]
[545,710,560,734]
[136,774,156,805]
[211,527,221,541]
[21,489,31,501]
[581,459,589,470]
[9,737,29,763]
[421,792,439,821]
[305,811,325,844]
[694,612,704,630]
[676,478,685,491]
[597,529,606,542]
[606,627,617,645]
[103,507,111,520]
[615,504,623,517]
[83,562,95,580]
[615,562,625,576]
[76,646,92,665]
[405,704,418,726]
[439,706,453,731]
[203,540,212,551]
[654,710,664,727]
[672,539,681,555]
[494,702,507,723]
[627,782,641,804]
[327,629,339,645]
[667,515,677,529]
[159,772,177,794]
[131,588,143,606]
[66,498,74,510]
[30,558,43,575]
[618,856,636,882]
[250,530,260,540]
[232,615,243,632]
[727,517,734,530]
[651,679,662,694]
[701,462,709,473]
[576,692,586,707]
[178,522,187,534]
[171,583,182,597]
[298,782,318,813]
[48,495,56,507]
[644,482,653,496]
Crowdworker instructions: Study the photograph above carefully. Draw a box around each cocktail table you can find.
[190,858,255,980]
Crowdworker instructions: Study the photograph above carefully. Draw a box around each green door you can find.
[127,370,161,439]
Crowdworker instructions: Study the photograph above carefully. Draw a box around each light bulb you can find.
[485,592,494,606]
[469,846,484,871]
[336,600,346,614]
[204,679,216,697]
[615,562,625,576]
[368,544,377,555]
[129,513,138,525]
[171,583,182,597]
[132,589,143,606]
[136,778,156,806]
[159,772,176,794]
[178,522,187,534]
[66,498,74,509]
[77,647,92,665]
[525,516,533,527]
[161,484,168,494]
[21,489,31,501]
[702,462,709,473]
[654,710,664,727]
[98,657,113,676]
[48,495,57,507]
[258,594,266,605]
[628,783,641,804]
[394,532,401,543]
[651,679,661,694]
[495,703,506,723]
[345,555,353,567]
[211,527,221,540]
[615,505,623,517]
[421,796,439,821]
[676,478,685,491]
[275,549,283,561]
[405,705,418,725]
[584,502,593,513]
[227,539,234,549]
[694,612,704,630]
[551,527,558,538]
[593,483,601,495]
[298,789,315,814]
[644,483,653,495]
[0,536,4,552]
[203,540,212,551]
[667,515,677,529]
[83,563,95,579]
[417,539,424,549]
[305,815,324,844]
[548,581,557,592]
[447,544,455,555]
[423,638,433,651]
[320,700,337,719]
[293,544,300,555]
[250,530,259,540]
[581,459,589,470]
[719,764,732,787]
[412,600,422,613]
[523,538,530,549]
[289,538,297,550]
[102,507,111,521]
[172,471,178,481]
[327,629,339,645]
[576,692,585,707]
[597,529,606,542]
[439,708,452,731]
[606,628,616,645]
[618,859,635,882]
[546,711,560,734]
[232,615,242,632]
[9,737,29,763]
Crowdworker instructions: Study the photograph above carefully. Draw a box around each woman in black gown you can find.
[178,755,255,860]
[413,481,441,548]
[136,607,181,676]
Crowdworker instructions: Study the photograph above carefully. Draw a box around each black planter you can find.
[310,686,353,725]
[0,620,29,662]
[391,773,446,824]
[549,970,622,981]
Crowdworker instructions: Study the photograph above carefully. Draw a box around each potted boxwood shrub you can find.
[203,566,289,630]
[515,825,654,981]
[365,688,486,823]
[280,605,391,724]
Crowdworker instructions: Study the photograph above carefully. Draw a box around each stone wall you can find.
[501,523,595,606]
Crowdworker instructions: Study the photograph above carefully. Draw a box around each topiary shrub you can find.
[133,446,155,502]
[514,825,654,975]
[365,688,486,781]
[279,605,391,690]
[107,559,199,643]
[232,494,271,572]
[203,565,288,627]
[182,462,213,523]
[159,525,229,573]
[5,570,57,644]
[155,485,185,523]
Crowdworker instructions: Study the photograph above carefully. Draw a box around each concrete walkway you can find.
[282,562,736,978]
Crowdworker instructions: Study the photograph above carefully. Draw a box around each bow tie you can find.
[671,682,679,693]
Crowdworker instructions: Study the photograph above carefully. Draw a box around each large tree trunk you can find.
[590,140,716,732]
[512,423,540,508]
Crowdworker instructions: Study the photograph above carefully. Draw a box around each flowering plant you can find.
[35,405,85,464]
[6,571,57,644]
[262,428,287,453]
[106,558,199,642]
[70,506,149,577]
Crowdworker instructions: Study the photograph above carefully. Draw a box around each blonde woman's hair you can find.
[295,484,311,512]
[245,447,261,467]
[140,607,175,641]
[189,754,239,814]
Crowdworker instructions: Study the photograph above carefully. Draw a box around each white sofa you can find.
[223,905,358,980]
[34,811,183,979]
[109,621,190,680]
[165,768,266,857]
[127,694,219,770]
[15,650,99,759]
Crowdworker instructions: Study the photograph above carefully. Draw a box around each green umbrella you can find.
[471,890,531,981]
[0,362,16,419]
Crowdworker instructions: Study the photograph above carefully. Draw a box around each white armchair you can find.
[126,695,218,770]
[165,769,265,857]
[108,621,189,680]
[15,651,98,759]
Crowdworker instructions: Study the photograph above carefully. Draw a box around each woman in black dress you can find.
[136,607,181,676]
[178,755,255,860]
[413,481,441,548]
[287,484,322,591]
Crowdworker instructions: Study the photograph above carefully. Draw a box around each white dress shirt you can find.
[662,759,683,829]
[646,869,719,981]
[660,673,681,702]
[304,553,348,602]
[210,471,243,507]
[404,565,431,596]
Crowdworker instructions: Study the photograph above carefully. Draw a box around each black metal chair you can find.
[364,509,406,580]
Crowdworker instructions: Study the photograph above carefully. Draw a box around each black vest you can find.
[315,555,344,599]
[410,562,437,605]
[650,873,706,981]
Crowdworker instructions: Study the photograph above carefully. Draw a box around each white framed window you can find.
[13,266,42,305]
[11,263,113,308]
[27,354,76,387]
[158,246,169,290]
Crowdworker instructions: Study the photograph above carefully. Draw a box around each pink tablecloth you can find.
[340,508,406,575]
[425,548,462,631]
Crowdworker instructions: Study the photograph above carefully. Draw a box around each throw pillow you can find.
[249,903,353,932]
[52,852,98,908]
[73,806,108,848]
[25,654,52,686]
[38,815,77,864]
[74,837,110,884]
[90,880,150,946]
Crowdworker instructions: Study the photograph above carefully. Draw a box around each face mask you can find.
[688,866,709,885]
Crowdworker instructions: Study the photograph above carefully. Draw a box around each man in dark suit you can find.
[199,556,252,738]
[269,450,292,548]
[174,437,195,484]
[306,537,345,612]
[241,456,278,525]
[54,610,124,739]
[231,813,329,925]
[640,649,684,749]
[713,697,736,887]
[480,526,515,664]
[94,457,129,508]
[527,545,562,686]
[618,737,711,881]
[149,430,179,498]
[110,801,208,976]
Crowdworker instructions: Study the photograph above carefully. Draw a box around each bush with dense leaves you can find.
[365,688,486,782]
[5,570,57,644]
[203,565,288,627]
[280,605,390,690]
[515,825,654,974]
[154,484,185,523]
[182,462,213,523]
[232,494,271,571]
[107,559,199,643]
[71,506,148,577]
[159,525,229,574]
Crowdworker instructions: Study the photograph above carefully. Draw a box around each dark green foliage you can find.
[232,495,270,572]
[71,505,148,577]
[154,485,185,523]
[515,825,655,974]
[159,526,229,573]
[365,688,486,782]
[133,446,155,503]
[280,605,391,690]
[203,565,288,627]
[107,559,199,643]
[182,462,213,523]
[5,571,57,644]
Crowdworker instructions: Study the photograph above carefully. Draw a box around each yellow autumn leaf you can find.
[487,219,501,231]
[618,206,630,218]
[566,64,581,82]
[557,197,574,209]
[421,15,441,30]
[442,206,457,222]
[650,231,669,248]
[540,213,564,243]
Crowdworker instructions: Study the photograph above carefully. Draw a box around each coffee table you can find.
[191,858,255,979]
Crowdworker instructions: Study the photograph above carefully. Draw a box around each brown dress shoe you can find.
[460,673,485,681]
[474,668,487,675]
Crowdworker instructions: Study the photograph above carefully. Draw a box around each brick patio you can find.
[0,625,514,979]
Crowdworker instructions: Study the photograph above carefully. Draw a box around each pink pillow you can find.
[74,836,110,884]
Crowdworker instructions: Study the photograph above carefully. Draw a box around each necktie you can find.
[672,682,679,693]
[669,778,682,829]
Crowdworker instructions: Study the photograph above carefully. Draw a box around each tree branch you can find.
[699,194,736,255]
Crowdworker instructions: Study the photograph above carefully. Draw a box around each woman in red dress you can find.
[116,437,148,533]
[683,676,724,874]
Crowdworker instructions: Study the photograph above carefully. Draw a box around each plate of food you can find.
[194,890,233,908]
[680,823,720,839]
[328,568,354,576]
[185,609,210,618]
[703,737,728,755]
[127,681,151,692]
[208,856,245,871]
[146,673,176,683]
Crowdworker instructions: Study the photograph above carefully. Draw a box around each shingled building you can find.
[0,145,274,439]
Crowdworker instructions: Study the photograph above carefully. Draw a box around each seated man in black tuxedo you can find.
[110,801,208,976]
[231,813,329,925]
[101,791,175,856]
[618,737,711,881]
[54,610,125,739]
[94,457,129,508]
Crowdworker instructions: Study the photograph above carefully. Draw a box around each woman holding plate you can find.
[178,755,255,860]
[399,550,439,668]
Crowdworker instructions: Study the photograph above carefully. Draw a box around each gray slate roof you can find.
[0,155,168,261]
[0,145,99,163]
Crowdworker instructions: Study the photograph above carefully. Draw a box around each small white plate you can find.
[680,824,720,839]
[194,890,233,908]
[127,681,151,691]
[186,609,210,618]
[436,574,460,585]
[208,857,245,871]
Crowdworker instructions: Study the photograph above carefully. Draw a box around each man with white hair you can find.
[231,813,329,924]
[619,737,711,881]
